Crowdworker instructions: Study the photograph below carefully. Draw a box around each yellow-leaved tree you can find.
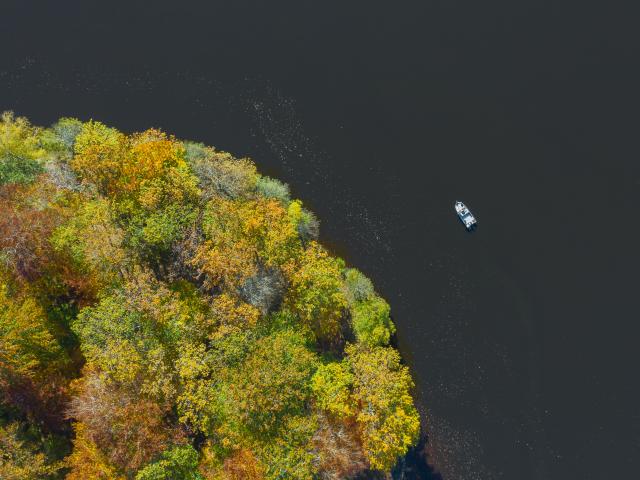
[310,361,356,419]
[0,283,66,381]
[193,197,301,290]
[0,111,45,185]
[346,344,420,471]
[284,241,347,343]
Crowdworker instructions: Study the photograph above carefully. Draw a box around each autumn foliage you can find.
[0,112,420,479]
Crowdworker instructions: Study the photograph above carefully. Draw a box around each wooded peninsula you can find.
[0,112,420,479]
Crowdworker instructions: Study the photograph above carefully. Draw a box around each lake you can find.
[2,0,639,478]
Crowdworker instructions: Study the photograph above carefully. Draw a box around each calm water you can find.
[2,1,639,478]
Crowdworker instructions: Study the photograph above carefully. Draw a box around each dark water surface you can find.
[2,1,639,478]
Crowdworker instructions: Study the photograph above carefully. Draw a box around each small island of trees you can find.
[0,112,421,479]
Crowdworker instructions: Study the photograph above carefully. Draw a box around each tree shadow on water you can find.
[392,433,443,480]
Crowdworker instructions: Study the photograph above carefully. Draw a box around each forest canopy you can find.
[0,112,420,479]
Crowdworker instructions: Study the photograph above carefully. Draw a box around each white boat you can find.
[455,201,477,230]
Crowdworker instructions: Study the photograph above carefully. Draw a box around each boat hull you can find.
[455,201,477,230]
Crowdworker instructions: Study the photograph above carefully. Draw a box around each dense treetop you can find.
[0,112,420,479]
